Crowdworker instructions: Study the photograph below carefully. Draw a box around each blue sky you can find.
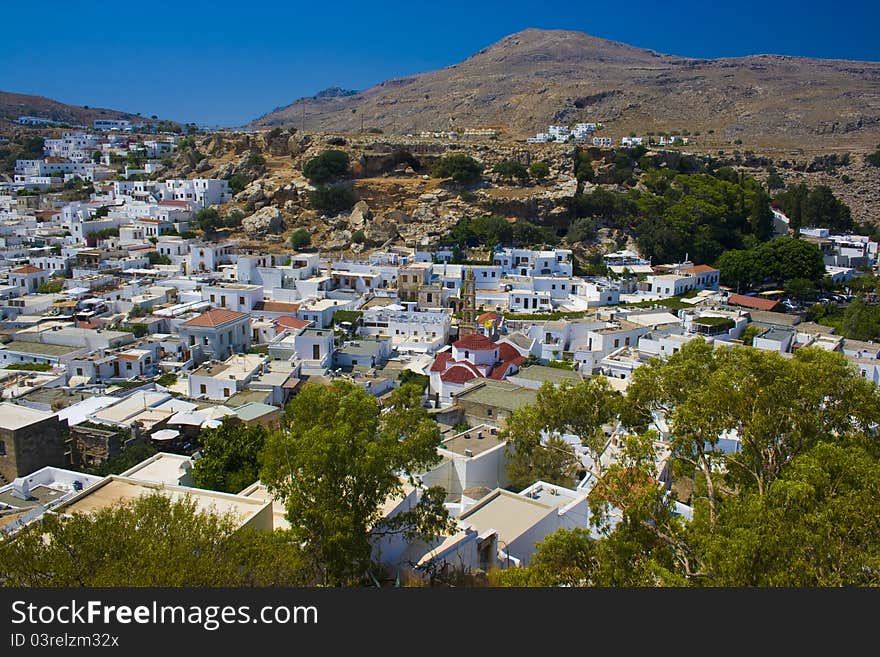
[1,0,877,127]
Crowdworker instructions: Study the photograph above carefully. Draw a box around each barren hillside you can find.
[251,28,880,154]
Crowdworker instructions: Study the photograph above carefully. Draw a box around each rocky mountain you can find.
[0,91,163,127]
[251,28,880,153]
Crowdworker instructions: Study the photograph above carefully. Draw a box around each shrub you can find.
[352,229,365,244]
[309,184,356,214]
[303,150,350,183]
[493,159,529,182]
[290,228,312,250]
[431,154,483,185]
[529,161,550,180]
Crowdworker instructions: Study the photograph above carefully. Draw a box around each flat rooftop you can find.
[191,354,265,379]
[441,425,505,457]
[511,365,582,386]
[0,484,65,509]
[120,453,193,486]
[0,401,56,430]
[57,476,269,527]
[0,341,81,356]
[454,380,537,412]
[459,489,555,542]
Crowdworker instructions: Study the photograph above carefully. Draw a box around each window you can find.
[0,439,5,456]
[200,384,207,394]
[239,296,245,305]
[464,350,470,359]
[76,368,83,376]
[614,339,619,348]
[126,362,132,370]
[487,409,493,417]
[210,294,215,303]
[313,344,320,360]
[223,388,230,397]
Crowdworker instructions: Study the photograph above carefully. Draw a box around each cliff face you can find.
[251,28,880,153]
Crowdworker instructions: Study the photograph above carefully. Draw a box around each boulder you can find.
[242,206,284,237]
[348,201,372,229]
[195,158,212,173]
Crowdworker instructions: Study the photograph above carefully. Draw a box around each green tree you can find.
[431,154,483,185]
[839,297,880,341]
[37,278,64,294]
[192,421,268,494]
[0,494,314,586]
[766,169,785,190]
[740,324,763,346]
[302,150,350,183]
[497,528,597,586]
[529,160,550,181]
[146,251,171,266]
[567,217,597,243]
[227,173,251,195]
[290,228,312,250]
[351,229,365,244]
[691,442,880,586]
[260,382,451,585]
[784,277,816,302]
[503,379,618,491]
[193,207,221,232]
[867,144,880,167]
[749,188,774,241]
[493,159,529,183]
[309,184,356,214]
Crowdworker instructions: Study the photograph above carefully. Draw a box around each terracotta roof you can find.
[117,353,140,361]
[137,218,162,223]
[487,357,524,380]
[682,264,719,274]
[453,333,497,351]
[159,200,190,207]
[430,351,454,372]
[498,342,523,362]
[254,301,301,313]
[11,265,44,274]
[727,293,779,312]
[477,311,499,323]
[440,365,479,385]
[182,308,248,327]
[275,316,311,330]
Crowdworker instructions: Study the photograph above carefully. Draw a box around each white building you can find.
[359,307,451,354]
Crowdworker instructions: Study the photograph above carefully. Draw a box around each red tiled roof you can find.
[255,301,301,313]
[182,308,248,327]
[727,293,779,311]
[275,316,312,330]
[117,353,140,361]
[682,264,719,274]
[453,333,496,351]
[476,311,499,324]
[498,342,521,362]
[487,355,525,380]
[159,200,189,207]
[430,351,454,372]
[12,265,44,274]
[440,365,479,385]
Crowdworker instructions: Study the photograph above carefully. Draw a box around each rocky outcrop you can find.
[242,206,284,237]
[348,201,371,229]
